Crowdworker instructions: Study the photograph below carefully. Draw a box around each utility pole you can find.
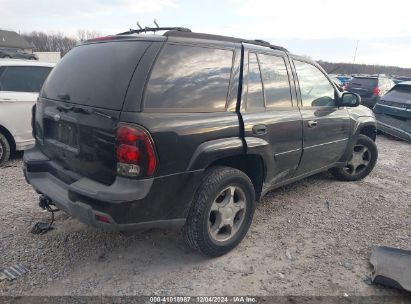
[353,40,359,63]
[352,40,359,75]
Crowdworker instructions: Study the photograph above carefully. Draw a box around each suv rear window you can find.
[41,41,151,110]
[144,44,233,112]
[0,66,51,92]
[349,77,378,88]
[384,84,411,100]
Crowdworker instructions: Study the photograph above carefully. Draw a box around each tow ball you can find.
[30,195,60,234]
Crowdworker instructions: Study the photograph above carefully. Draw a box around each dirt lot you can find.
[0,135,410,297]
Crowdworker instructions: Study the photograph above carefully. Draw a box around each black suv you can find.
[0,48,38,60]
[347,75,395,109]
[24,28,378,256]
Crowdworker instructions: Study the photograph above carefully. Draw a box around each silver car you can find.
[0,59,54,165]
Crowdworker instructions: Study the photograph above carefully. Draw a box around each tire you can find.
[3,56,11,59]
[330,134,378,181]
[0,133,11,167]
[183,166,256,257]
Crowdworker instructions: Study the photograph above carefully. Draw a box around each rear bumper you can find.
[23,147,203,230]
[15,138,35,151]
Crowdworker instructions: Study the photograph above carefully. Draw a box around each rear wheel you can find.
[183,166,256,257]
[330,135,378,181]
[0,133,11,167]
[2,55,11,59]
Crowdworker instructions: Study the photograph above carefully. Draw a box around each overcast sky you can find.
[1,0,411,67]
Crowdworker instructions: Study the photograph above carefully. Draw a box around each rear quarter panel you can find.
[119,111,241,176]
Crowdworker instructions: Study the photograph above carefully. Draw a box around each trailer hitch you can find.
[31,195,60,234]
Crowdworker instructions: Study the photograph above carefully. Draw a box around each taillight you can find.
[116,125,157,178]
[372,87,381,96]
[117,145,140,164]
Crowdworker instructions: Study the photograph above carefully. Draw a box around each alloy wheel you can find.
[208,186,247,243]
[344,144,371,175]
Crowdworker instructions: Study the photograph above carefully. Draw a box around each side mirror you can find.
[340,92,360,107]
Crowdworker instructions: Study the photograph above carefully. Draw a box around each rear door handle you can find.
[307,120,318,128]
[252,124,267,136]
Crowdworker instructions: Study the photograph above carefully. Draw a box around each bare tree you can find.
[318,60,411,77]
[76,29,102,42]
[21,31,77,56]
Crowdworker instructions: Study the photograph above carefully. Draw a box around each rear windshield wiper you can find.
[56,104,114,120]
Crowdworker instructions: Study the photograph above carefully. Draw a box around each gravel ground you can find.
[0,135,410,297]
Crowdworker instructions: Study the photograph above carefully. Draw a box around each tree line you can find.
[20,31,411,76]
[318,60,411,77]
[21,30,102,56]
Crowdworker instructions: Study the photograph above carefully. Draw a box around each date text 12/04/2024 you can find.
[149,296,257,303]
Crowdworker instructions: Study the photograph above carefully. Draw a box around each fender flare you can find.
[340,117,377,162]
[353,116,377,139]
[186,137,244,171]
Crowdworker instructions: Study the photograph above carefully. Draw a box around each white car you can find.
[0,59,54,165]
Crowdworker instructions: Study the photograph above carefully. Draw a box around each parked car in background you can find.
[373,81,411,142]
[24,28,378,256]
[0,48,38,60]
[391,76,411,84]
[337,75,351,86]
[374,81,411,120]
[330,76,344,92]
[0,60,54,165]
[347,75,395,108]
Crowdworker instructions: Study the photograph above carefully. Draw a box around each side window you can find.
[0,66,51,92]
[144,44,233,112]
[246,53,264,111]
[294,60,336,107]
[258,54,292,108]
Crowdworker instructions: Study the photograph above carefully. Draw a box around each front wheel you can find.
[0,133,11,167]
[330,134,378,181]
[183,166,256,257]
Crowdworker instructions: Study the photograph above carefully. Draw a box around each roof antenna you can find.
[154,19,159,28]
[136,21,143,30]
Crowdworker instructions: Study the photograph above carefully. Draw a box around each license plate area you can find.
[44,118,79,150]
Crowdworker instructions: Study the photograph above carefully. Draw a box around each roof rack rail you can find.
[253,39,270,45]
[252,39,287,51]
[163,30,289,52]
[117,27,191,36]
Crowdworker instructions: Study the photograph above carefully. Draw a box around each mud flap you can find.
[370,246,411,292]
[375,113,411,142]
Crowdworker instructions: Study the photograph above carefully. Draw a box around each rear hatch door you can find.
[35,39,156,185]
[348,77,377,98]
